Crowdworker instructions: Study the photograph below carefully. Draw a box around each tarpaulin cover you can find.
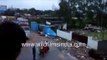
[43,25,56,37]
[31,21,38,32]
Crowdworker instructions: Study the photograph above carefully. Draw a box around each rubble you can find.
[70,46,95,60]
[55,38,95,60]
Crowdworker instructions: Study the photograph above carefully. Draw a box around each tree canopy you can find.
[58,0,107,28]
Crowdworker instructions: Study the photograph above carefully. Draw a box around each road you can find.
[16,33,78,60]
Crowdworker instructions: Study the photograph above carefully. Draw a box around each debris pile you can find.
[55,38,95,60]
[70,47,95,60]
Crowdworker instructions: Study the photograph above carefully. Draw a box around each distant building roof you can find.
[43,17,64,20]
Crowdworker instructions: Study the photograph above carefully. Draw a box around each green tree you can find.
[21,9,29,14]
[58,0,86,28]
[15,8,21,13]
[4,8,15,16]
[28,8,36,15]
[59,0,73,28]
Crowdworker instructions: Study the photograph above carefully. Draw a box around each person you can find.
[42,44,49,53]
[32,46,36,60]
[39,41,49,56]
[43,41,49,53]
[0,21,28,60]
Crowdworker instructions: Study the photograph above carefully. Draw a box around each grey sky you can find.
[0,0,60,10]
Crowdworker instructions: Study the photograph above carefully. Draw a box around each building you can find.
[0,5,7,14]
[42,17,66,32]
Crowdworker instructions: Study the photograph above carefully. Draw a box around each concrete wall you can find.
[57,29,72,41]
[72,33,88,44]
[87,36,98,50]
[57,30,107,54]
[87,36,107,54]
[98,40,107,54]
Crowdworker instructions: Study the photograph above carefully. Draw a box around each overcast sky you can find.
[0,0,60,10]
